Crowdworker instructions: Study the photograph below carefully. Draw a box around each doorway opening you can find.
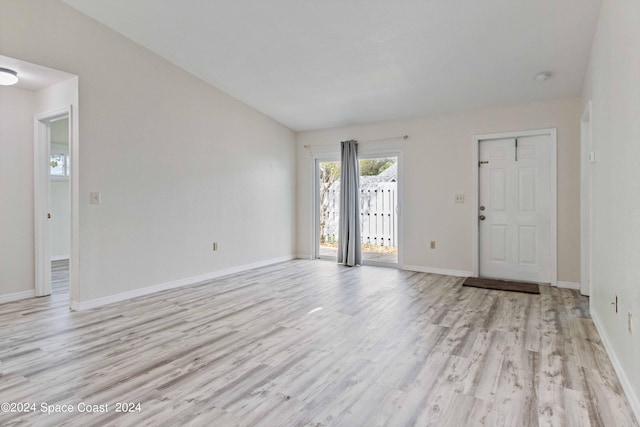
[49,116,71,297]
[1,54,78,308]
[35,107,74,302]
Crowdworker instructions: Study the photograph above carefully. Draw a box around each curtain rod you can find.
[304,134,408,149]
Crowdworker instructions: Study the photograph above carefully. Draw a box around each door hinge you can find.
[479,161,489,166]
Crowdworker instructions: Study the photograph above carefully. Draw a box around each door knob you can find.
[479,215,486,221]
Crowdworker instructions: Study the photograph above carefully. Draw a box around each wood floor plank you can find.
[0,260,637,426]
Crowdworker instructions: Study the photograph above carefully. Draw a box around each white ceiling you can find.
[62,0,601,131]
[0,55,75,91]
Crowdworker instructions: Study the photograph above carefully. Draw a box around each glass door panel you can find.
[359,157,398,264]
[318,160,341,259]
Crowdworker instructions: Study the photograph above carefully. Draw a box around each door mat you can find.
[462,277,540,294]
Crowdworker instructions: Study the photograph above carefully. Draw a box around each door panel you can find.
[491,169,506,210]
[518,225,537,264]
[490,225,507,261]
[479,135,551,283]
[518,168,536,211]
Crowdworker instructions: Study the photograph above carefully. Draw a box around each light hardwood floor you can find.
[0,260,637,426]
[51,259,69,295]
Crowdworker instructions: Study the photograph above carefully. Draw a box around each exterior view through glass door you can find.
[318,160,341,258]
[317,156,398,265]
[359,156,398,264]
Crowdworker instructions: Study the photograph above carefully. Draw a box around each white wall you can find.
[296,97,581,282]
[0,86,35,299]
[581,0,640,417]
[1,0,296,304]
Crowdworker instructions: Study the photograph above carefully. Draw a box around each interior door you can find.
[479,135,552,283]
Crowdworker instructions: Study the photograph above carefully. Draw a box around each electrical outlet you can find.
[455,194,465,203]
[212,242,218,251]
[430,241,436,249]
[629,312,633,334]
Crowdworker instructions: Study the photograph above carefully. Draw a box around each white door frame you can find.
[580,102,593,296]
[313,153,341,260]
[34,106,73,298]
[358,148,403,268]
[471,128,557,285]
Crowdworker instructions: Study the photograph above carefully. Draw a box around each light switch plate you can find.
[90,192,101,205]
[589,151,597,162]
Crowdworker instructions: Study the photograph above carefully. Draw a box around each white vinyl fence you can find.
[320,181,398,248]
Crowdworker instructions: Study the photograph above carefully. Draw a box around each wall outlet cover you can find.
[89,192,101,205]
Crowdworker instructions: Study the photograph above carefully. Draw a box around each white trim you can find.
[295,253,313,260]
[402,264,473,277]
[471,128,558,286]
[0,290,36,305]
[71,255,295,311]
[51,255,70,262]
[557,281,581,290]
[580,101,593,297]
[591,309,640,422]
[312,151,340,259]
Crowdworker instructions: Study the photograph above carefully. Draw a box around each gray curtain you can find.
[337,140,362,266]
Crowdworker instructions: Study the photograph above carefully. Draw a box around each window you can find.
[50,149,70,180]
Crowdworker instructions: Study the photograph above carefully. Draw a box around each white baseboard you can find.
[402,264,473,277]
[51,255,70,262]
[0,289,36,305]
[295,254,313,260]
[591,309,640,422]
[557,281,581,290]
[73,255,296,311]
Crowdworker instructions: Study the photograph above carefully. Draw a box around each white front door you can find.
[479,134,552,283]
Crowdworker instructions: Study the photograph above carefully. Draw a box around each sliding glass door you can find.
[359,156,398,265]
[315,154,400,266]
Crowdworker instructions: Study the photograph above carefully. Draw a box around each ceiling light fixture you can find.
[0,67,19,86]
[535,71,551,82]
